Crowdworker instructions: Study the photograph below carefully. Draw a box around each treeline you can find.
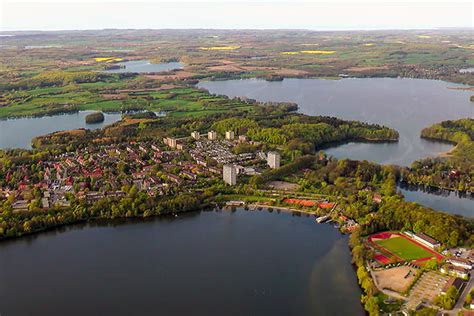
[0,189,208,240]
[210,115,398,159]
[367,197,473,247]
[403,157,474,192]
[248,122,397,145]
[7,71,107,90]
[250,155,316,186]
[211,117,259,135]
[31,129,101,149]
[406,118,474,192]
[349,229,379,316]
[421,118,474,146]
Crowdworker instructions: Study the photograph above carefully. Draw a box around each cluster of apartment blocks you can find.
[163,130,281,186]
[223,150,280,185]
[165,130,247,149]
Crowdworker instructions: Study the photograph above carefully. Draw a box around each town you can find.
[0,129,281,211]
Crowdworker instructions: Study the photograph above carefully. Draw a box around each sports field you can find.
[375,235,433,261]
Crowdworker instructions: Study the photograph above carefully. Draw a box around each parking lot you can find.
[406,271,450,310]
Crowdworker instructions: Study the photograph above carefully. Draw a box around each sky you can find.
[0,0,473,31]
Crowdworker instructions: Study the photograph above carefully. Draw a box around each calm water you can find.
[0,111,122,149]
[399,186,473,218]
[102,60,183,73]
[198,78,473,166]
[0,209,364,316]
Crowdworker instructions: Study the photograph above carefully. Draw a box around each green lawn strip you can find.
[218,194,276,203]
[78,100,125,111]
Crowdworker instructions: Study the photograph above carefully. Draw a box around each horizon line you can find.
[1,26,473,33]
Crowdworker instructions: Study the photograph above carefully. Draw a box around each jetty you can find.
[316,215,330,223]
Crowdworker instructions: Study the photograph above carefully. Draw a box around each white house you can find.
[441,264,469,279]
[447,257,472,270]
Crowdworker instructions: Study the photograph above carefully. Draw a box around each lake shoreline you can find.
[198,77,472,166]
[0,206,365,315]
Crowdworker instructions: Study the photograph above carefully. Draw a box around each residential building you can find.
[447,257,473,270]
[208,130,217,140]
[191,131,200,140]
[372,193,382,204]
[441,264,469,279]
[225,131,235,140]
[441,277,464,295]
[223,164,237,185]
[267,151,281,169]
[238,135,248,143]
[164,137,177,148]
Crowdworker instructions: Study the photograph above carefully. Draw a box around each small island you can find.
[85,112,105,124]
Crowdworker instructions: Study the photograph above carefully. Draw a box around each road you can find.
[454,275,473,311]
[440,275,473,315]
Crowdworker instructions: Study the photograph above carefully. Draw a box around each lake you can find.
[198,78,473,166]
[102,60,183,73]
[0,209,364,316]
[399,185,473,218]
[0,111,122,149]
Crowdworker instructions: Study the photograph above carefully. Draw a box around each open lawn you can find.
[375,236,434,261]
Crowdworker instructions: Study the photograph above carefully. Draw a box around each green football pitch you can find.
[375,236,434,261]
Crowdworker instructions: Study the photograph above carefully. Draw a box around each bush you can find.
[85,112,105,124]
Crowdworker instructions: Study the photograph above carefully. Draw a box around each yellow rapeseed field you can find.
[281,50,336,55]
[300,50,336,54]
[416,35,432,39]
[199,46,241,51]
[94,57,124,63]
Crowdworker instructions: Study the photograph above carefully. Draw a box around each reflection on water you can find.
[102,60,183,73]
[398,184,473,218]
[308,237,364,315]
[0,111,122,149]
[0,209,364,316]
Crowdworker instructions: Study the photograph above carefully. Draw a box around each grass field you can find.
[375,236,434,261]
[0,83,256,119]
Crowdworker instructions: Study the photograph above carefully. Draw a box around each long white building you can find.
[413,232,440,249]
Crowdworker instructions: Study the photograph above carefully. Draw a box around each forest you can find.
[404,118,474,192]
